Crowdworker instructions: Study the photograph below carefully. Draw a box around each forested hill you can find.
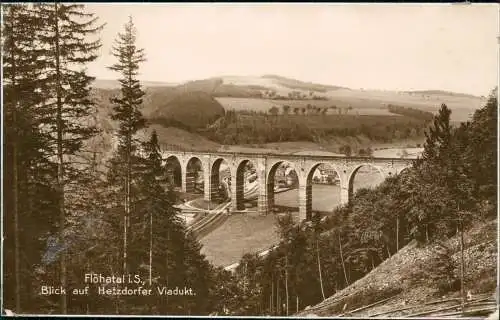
[91,75,485,123]
[90,83,483,155]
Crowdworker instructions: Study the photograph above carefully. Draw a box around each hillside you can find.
[298,219,497,317]
[150,91,225,129]
[93,74,485,123]
[87,87,425,156]
[88,74,485,157]
[139,125,221,152]
[262,74,349,92]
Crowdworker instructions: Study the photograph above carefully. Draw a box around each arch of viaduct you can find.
[162,151,413,221]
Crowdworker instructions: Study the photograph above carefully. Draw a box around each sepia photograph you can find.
[2,2,499,317]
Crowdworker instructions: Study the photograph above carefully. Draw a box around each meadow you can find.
[215,97,397,116]
[200,213,281,266]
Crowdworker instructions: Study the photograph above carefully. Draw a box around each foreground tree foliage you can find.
[2,7,232,315]
[3,4,52,312]
[3,2,103,313]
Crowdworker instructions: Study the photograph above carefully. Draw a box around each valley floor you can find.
[200,213,283,267]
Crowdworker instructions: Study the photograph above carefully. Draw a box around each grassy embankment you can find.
[297,218,497,317]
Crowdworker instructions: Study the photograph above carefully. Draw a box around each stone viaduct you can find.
[162,150,413,221]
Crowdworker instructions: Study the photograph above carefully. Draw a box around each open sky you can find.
[85,3,499,96]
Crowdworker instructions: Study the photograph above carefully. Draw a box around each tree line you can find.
[204,110,430,145]
[387,104,435,121]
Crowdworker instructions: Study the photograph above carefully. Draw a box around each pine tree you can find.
[130,131,175,280]
[419,103,452,165]
[125,130,217,315]
[3,3,63,312]
[107,16,147,274]
[3,4,41,312]
[32,3,103,313]
[467,89,497,202]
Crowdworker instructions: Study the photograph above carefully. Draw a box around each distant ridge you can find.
[261,74,349,92]
[93,76,481,99]
[402,89,482,99]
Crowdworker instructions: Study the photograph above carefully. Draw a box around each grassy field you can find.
[326,88,485,122]
[215,97,278,113]
[142,124,221,151]
[199,213,282,266]
[216,86,484,122]
[216,93,484,121]
[216,97,397,116]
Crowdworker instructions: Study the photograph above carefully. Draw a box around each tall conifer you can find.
[32,3,103,313]
[2,3,46,312]
[107,15,146,274]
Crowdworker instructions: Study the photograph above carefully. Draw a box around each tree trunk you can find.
[285,256,289,315]
[13,102,21,313]
[338,233,349,286]
[123,67,134,275]
[124,135,130,274]
[54,3,67,313]
[276,274,280,315]
[243,262,247,294]
[459,214,466,310]
[396,215,399,251]
[425,224,429,242]
[9,11,21,310]
[271,275,274,314]
[269,292,272,315]
[316,239,325,300]
[149,211,152,285]
[166,229,170,308]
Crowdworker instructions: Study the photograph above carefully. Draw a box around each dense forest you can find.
[202,110,431,145]
[147,97,433,147]
[2,3,497,316]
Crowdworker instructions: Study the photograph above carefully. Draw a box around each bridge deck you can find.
[164,150,415,162]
